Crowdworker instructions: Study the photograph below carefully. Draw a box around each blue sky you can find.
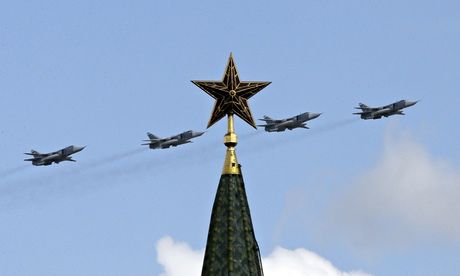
[0,0,459,275]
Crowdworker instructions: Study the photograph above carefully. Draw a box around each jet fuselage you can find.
[355,100,417,120]
[259,112,321,132]
[144,130,204,149]
[25,145,85,166]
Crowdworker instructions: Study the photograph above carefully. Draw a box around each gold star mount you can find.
[192,53,271,128]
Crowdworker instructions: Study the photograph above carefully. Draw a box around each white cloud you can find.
[156,237,203,276]
[156,236,371,276]
[263,247,371,276]
[333,132,460,246]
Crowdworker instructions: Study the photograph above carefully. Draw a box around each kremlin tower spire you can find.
[192,53,270,275]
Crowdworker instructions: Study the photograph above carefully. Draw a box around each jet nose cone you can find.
[73,146,86,152]
[406,100,418,107]
[311,113,322,119]
[193,131,205,137]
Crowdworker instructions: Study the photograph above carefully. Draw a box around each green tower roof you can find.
[201,173,263,276]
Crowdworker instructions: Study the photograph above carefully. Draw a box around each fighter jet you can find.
[24,145,85,166]
[353,100,418,120]
[257,112,321,132]
[142,130,205,149]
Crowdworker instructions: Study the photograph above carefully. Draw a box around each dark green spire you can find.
[201,173,263,276]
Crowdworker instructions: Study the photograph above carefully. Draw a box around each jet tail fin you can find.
[258,115,273,121]
[355,103,371,110]
[147,132,159,140]
[359,103,369,108]
[24,150,40,155]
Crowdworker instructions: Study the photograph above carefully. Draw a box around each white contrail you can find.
[0,164,30,179]
[245,118,360,155]
[0,119,358,209]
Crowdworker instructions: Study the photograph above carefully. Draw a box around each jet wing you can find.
[258,118,285,124]
[142,136,172,143]
[354,107,380,112]
[300,123,309,129]
[24,151,50,158]
[142,136,177,147]
[52,149,64,155]
[382,103,395,109]
[353,106,387,114]
[142,138,167,142]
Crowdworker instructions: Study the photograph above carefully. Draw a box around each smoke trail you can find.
[0,120,356,209]
[2,119,354,186]
[0,147,146,184]
[0,147,151,208]
[0,164,30,179]
[0,143,223,209]
[89,140,223,179]
[79,148,147,171]
[245,118,360,155]
[239,130,264,140]
[309,118,358,133]
[78,119,354,181]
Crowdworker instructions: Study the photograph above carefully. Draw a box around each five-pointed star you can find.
[192,53,271,128]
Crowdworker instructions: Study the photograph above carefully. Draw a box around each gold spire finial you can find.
[192,53,270,175]
[222,113,240,174]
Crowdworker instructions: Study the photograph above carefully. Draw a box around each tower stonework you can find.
[192,54,270,276]
[201,173,263,275]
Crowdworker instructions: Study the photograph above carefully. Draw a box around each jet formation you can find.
[24,145,85,166]
[142,130,205,149]
[258,112,321,132]
[353,100,417,120]
[22,100,417,166]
